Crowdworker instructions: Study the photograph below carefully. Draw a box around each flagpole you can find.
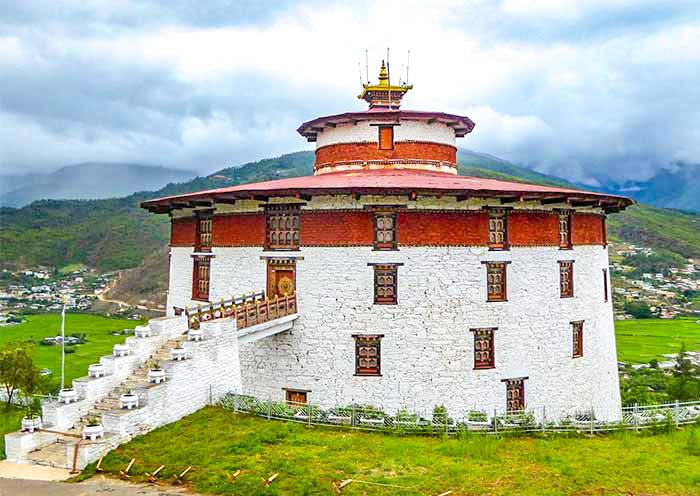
[61,297,65,391]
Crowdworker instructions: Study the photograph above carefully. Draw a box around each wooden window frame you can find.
[373,211,397,251]
[194,211,213,253]
[558,210,573,250]
[483,261,510,302]
[378,125,394,150]
[192,255,211,301]
[502,377,527,413]
[265,204,300,251]
[353,334,383,376]
[603,268,608,302]
[487,208,509,251]
[572,321,584,358]
[369,263,401,305]
[471,328,496,369]
[284,389,308,406]
[559,260,574,298]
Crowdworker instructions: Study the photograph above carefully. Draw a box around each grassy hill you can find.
[2,150,700,273]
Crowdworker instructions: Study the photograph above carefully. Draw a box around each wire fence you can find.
[220,393,700,435]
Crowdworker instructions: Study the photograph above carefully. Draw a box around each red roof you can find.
[141,169,632,213]
[297,110,476,141]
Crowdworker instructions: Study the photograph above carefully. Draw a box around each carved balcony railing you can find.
[174,291,297,330]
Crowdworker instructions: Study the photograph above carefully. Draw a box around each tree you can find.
[624,300,653,319]
[0,342,41,409]
[668,343,700,402]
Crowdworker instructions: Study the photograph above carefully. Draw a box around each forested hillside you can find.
[2,150,700,272]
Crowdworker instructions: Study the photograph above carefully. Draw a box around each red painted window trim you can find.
[471,328,496,369]
[572,321,584,358]
[353,334,383,376]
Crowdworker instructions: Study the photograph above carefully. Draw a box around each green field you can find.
[79,406,700,495]
[615,318,700,363]
[0,313,143,387]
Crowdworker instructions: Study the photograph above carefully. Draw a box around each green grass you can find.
[58,263,87,274]
[615,318,700,363]
[0,407,23,460]
[0,313,143,387]
[78,406,700,495]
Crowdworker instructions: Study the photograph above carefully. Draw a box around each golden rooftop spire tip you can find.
[358,58,413,110]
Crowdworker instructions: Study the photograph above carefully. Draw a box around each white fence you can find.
[221,393,700,435]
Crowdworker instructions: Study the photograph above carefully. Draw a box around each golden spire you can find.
[358,60,413,109]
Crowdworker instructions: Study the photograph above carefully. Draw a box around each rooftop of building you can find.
[141,168,633,214]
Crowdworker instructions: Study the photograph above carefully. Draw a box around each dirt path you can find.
[0,475,200,495]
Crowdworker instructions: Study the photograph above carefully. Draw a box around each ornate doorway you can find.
[267,258,296,298]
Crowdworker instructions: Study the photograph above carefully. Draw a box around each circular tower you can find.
[143,63,632,421]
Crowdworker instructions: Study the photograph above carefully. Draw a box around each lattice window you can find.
[196,215,213,252]
[192,256,210,301]
[354,335,382,376]
[471,328,495,369]
[603,268,608,302]
[488,209,508,250]
[373,212,397,250]
[484,262,509,302]
[504,378,526,413]
[285,389,307,406]
[572,321,584,358]
[373,265,398,305]
[559,210,573,249]
[378,125,394,150]
[266,205,300,251]
[559,261,574,298]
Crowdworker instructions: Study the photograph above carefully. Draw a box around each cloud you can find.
[0,0,699,183]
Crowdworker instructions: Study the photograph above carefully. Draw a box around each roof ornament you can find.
[358,53,413,110]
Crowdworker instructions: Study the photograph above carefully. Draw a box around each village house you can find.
[141,63,633,419]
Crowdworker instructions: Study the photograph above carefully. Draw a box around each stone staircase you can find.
[4,309,298,472]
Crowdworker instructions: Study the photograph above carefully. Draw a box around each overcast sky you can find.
[1,0,699,184]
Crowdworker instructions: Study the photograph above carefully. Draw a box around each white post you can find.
[60,300,66,391]
[674,400,679,427]
[542,405,546,433]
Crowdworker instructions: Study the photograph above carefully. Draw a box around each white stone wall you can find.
[315,120,456,148]
[167,240,621,421]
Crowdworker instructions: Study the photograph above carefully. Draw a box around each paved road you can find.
[0,476,198,496]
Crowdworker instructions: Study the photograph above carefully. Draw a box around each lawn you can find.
[0,407,23,460]
[79,406,700,495]
[615,318,700,363]
[0,313,143,388]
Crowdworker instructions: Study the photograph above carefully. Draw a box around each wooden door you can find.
[267,259,296,298]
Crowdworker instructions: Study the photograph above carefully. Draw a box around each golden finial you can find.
[378,60,389,86]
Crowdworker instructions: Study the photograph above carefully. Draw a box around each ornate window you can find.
[372,264,398,305]
[378,125,394,150]
[559,261,574,298]
[471,328,495,369]
[373,212,397,250]
[192,255,210,301]
[572,321,584,358]
[503,377,526,413]
[488,209,509,250]
[559,210,573,249]
[483,261,509,302]
[265,205,300,251]
[285,389,307,406]
[195,213,213,252]
[353,335,382,376]
[603,268,608,302]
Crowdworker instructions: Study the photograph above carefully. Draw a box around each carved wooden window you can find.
[503,378,526,412]
[265,205,300,251]
[488,209,509,250]
[603,268,608,302]
[559,261,574,298]
[484,262,509,302]
[559,210,573,249]
[195,214,213,252]
[192,256,210,301]
[373,212,397,250]
[572,321,584,358]
[378,125,394,150]
[285,389,307,406]
[373,265,398,305]
[354,335,382,376]
[471,328,495,369]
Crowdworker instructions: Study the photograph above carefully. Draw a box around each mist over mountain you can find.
[0,162,196,207]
